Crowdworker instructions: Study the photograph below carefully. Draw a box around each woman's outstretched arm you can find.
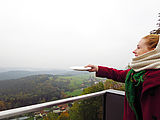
[85,65,130,83]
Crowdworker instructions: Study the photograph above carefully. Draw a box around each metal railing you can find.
[0,89,125,120]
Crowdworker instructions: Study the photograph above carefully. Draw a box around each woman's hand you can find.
[85,64,98,72]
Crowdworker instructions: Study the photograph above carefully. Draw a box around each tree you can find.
[43,112,58,120]
[0,101,6,110]
[57,112,69,120]
[69,82,104,120]
[150,13,160,34]
[104,79,125,91]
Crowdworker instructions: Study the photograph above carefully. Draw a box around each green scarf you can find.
[125,69,146,120]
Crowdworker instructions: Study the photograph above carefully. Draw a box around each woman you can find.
[86,34,160,120]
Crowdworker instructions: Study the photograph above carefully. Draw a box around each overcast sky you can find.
[0,0,160,70]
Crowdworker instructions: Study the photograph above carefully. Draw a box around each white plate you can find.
[70,66,91,71]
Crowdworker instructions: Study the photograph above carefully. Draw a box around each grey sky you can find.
[0,0,160,70]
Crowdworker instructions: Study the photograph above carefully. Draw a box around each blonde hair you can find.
[143,34,159,50]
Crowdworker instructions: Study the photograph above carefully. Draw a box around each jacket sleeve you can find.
[96,66,130,83]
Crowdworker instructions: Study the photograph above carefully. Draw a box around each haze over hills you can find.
[0,68,88,80]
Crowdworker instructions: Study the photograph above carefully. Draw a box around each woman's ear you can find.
[151,48,156,51]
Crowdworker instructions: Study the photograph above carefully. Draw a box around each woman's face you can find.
[133,39,153,57]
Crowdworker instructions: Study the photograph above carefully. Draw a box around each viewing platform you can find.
[0,89,125,120]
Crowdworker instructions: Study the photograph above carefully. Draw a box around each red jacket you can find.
[96,66,160,120]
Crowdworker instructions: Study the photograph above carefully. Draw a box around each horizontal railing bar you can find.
[105,89,125,96]
[0,89,124,119]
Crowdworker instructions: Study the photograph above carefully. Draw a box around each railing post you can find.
[105,90,124,120]
[103,92,107,120]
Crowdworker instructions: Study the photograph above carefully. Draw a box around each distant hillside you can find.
[0,70,87,80]
[0,71,35,80]
[0,73,94,110]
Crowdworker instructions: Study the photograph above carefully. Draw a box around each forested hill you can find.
[0,73,94,111]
